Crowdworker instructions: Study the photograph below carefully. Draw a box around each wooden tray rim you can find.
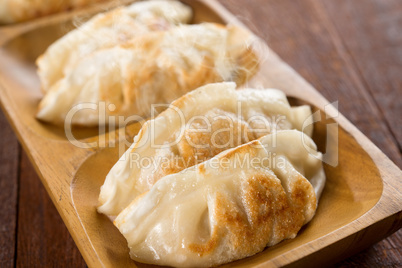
[0,0,400,267]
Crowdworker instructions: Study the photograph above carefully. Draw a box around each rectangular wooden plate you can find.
[0,0,401,267]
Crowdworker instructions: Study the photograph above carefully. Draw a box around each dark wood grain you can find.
[336,229,402,267]
[15,152,86,268]
[218,0,402,266]
[219,0,402,168]
[0,111,19,268]
[321,0,402,151]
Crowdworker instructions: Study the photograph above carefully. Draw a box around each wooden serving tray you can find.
[0,0,400,267]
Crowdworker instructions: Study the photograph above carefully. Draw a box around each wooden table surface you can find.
[0,0,401,267]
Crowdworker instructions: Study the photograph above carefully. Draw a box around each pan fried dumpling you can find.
[114,130,325,267]
[97,82,313,216]
[36,23,259,126]
[36,0,192,92]
[0,0,108,24]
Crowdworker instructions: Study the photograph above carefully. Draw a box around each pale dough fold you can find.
[98,82,314,217]
[36,22,259,126]
[114,129,324,267]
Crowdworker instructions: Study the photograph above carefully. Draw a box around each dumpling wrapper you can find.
[97,82,314,217]
[36,0,193,92]
[114,130,325,267]
[0,0,108,24]
[36,23,259,126]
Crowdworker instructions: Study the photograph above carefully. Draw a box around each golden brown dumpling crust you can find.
[176,108,253,168]
[97,83,315,217]
[113,130,323,267]
[188,172,316,257]
[36,21,259,126]
[147,106,295,184]
[0,0,107,24]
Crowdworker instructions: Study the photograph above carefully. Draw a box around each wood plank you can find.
[321,0,402,152]
[314,1,402,265]
[15,151,86,267]
[218,0,402,266]
[0,0,397,267]
[0,111,19,268]
[218,0,402,168]
[336,229,402,267]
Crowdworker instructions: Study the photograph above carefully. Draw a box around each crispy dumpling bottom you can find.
[114,130,324,267]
